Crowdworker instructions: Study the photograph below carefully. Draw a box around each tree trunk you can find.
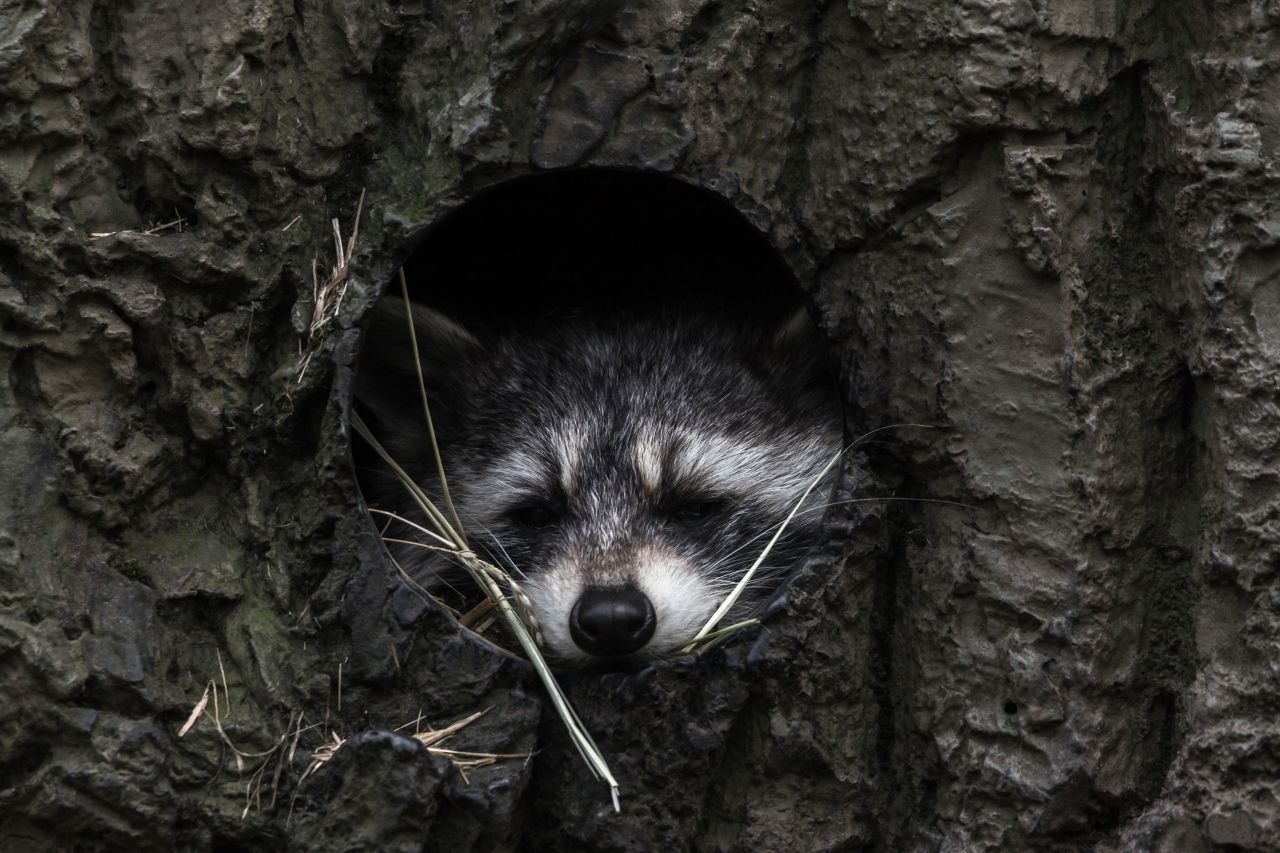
[1,1,1277,851]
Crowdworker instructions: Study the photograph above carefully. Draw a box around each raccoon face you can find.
[356,303,841,664]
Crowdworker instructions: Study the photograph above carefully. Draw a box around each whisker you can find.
[469,518,530,582]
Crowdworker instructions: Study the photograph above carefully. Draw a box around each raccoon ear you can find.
[767,306,827,368]
[405,301,481,354]
[764,307,835,406]
[373,297,481,354]
[771,306,819,353]
[354,297,482,429]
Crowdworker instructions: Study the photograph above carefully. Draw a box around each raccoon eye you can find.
[664,498,726,525]
[506,503,560,529]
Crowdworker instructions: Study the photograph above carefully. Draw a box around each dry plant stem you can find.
[684,617,761,647]
[295,189,365,385]
[385,529,543,643]
[141,216,187,236]
[398,269,467,542]
[680,423,939,654]
[293,708,533,819]
[368,507,455,548]
[88,215,187,239]
[411,708,488,748]
[458,546,620,810]
[351,414,457,546]
[352,419,621,810]
[380,536,457,553]
[681,445,847,652]
[383,286,545,644]
[179,677,320,820]
[385,552,457,616]
[179,684,212,737]
[459,597,497,628]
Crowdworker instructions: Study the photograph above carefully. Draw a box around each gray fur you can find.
[355,300,842,663]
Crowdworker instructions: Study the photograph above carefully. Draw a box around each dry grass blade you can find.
[299,732,345,788]
[680,444,846,652]
[179,683,212,737]
[88,214,189,240]
[384,552,451,614]
[686,617,761,646]
[295,188,366,384]
[368,507,455,548]
[397,270,467,541]
[141,216,188,236]
[172,662,510,825]
[296,707,530,795]
[412,707,489,749]
[458,597,497,629]
[353,412,619,807]
[429,748,536,760]
[350,274,622,811]
[351,414,458,548]
[680,423,940,654]
[180,675,319,820]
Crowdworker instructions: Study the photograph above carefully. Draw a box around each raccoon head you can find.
[356,301,841,664]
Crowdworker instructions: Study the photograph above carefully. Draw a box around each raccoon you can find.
[355,301,842,664]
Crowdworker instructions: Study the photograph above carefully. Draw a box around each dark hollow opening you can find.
[398,169,802,323]
[354,168,841,664]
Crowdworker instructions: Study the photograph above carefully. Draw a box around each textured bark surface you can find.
[1,1,1278,851]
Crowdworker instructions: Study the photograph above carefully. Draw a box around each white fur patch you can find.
[522,566,587,662]
[458,449,546,522]
[544,418,585,496]
[631,548,720,655]
[631,431,664,493]
[637,425,835,515]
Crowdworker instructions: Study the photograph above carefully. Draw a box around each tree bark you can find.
[1,1,1277,851]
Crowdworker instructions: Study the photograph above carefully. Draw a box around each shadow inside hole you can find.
[353,169,845,666]
[402,169,798,325]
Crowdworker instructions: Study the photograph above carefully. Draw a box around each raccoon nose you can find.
[569,587,657,657]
